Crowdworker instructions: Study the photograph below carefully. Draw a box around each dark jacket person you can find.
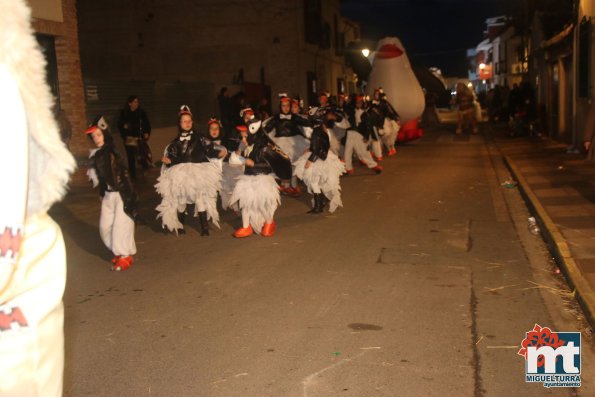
[117,95,152,180]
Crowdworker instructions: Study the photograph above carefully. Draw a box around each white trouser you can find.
[370,139,382,159]
[344,130,378,170]
[100,192,136,256]
[381,129,397,150]
[0,214,66,397]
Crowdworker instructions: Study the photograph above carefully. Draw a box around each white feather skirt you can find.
[221,163,244,210]
[272,135,309,163]
[228,174,280,234]
[294,151,346,213]
[155,162,222,232]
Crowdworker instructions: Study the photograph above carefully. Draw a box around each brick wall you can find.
[77,0,353,110]
[32,0,87,159]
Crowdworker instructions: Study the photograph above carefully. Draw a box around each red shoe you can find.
[112,255,133,271]
[359,159,367,166]
[111,256,119,264]
[279,186,291,195]
[261,222,276,237]
[371,152,383,162]
[388,148,397,157]
[372,165,383,174]
[233,226,253,238]
[289,186,301,197]
[345,168,354,175]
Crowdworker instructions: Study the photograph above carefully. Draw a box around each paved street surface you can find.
[491,128,595,302]
[53,125,594,396]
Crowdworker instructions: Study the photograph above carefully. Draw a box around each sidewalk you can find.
[488,125,595,327]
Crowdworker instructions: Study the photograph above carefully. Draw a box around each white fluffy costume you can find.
[155,161,222,232]
[263,95,311,193]
[229,173,280,233]
[294,111,346,213]
[0,0,76,395]
[155,118,223,235]
[229,120,290,237]
[221,155,245,211]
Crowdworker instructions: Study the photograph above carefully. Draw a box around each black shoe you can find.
[316,193,326,213]
[198,211,209,236]
[134,214,147,225]
[307,194,323,214]
[176,228,186,235]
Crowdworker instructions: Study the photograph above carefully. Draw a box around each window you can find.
[304,0,321,45]
[35,34,60,103]
[334,14,344,56]
[578,16,591,98]
[320,20,331,49]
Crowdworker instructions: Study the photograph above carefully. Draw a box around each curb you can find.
[504,155,595,328]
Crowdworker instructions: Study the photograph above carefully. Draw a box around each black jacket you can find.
[360,106,385,141]
[90,144,137,219]
[263,113,311,138]
[117,107,151,139]
[165,131,219,166]
[308,126,331,162]
[377,98,400,121]
[244,130,292,179]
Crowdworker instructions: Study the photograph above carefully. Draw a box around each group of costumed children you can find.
[85,89,400,271]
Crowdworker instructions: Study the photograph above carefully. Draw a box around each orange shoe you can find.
[289,186,301,197]
[112,255,133,271]
[388,148,397,156]
[261,222,276,237]
[372,165,383,174]
[371,152,383,161]
[345,168,355,175]
[233,226,253,238]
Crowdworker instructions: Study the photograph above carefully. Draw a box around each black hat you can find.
[85,115,108,134]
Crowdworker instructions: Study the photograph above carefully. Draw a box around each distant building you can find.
[528,0,592,146]
[469,1,594,150]
[28,0,86,157]
[77,0,360,128]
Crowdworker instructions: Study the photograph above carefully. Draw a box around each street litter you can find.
[484,284,520,293]
[528,217,540,235]
[522,280,574,298]
[501,178,518,188]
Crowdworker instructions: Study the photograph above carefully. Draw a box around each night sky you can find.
[341,0,519,77]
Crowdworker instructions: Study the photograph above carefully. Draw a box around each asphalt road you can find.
[52,126,594,396]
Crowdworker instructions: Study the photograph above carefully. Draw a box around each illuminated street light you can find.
[479,63,486,70]
[361,48,370,57]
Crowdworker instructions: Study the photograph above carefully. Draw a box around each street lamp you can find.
[479,63,486,70]
[361,48,370,57]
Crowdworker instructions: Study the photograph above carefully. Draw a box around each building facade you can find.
[28,0,87,157]
[77,0,360,128]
